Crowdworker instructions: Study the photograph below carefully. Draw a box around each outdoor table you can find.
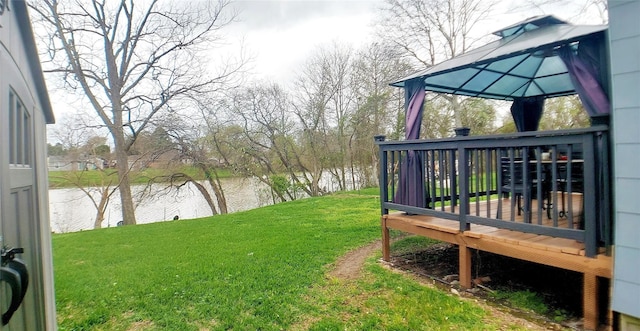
[512,158,584,219]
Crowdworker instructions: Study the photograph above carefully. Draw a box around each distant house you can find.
[47,155,106,172]
[47,156,75,171]
[0,1,57,329]
[141,149,183,169]
[127,149,193,170]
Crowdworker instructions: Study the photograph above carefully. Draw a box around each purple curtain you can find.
[560,38,611,243]
[395,78,426,208]
[510,96,545,132]
[404,79,425,140]
[558,37,610,116]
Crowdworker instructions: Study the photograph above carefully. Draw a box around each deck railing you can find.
[375,125,611,257]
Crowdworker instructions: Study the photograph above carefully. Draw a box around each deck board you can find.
[537,236,583,255]
[382,196,611,278]
[443,195,583,226]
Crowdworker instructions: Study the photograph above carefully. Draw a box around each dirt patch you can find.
[329,241,381,280]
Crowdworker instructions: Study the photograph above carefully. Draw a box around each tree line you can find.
[34,0,594,228]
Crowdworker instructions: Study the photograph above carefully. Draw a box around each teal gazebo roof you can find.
[391,16,607,101]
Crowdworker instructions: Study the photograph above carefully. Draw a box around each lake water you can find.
[48,173,364,233]
[48,177,271,233]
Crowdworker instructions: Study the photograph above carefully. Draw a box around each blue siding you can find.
[616,179,640,215]
[616,213,640,248]
[613,279,640,316]
[614,247,640,284]
[610,0,640,319]
[614,109,640,144]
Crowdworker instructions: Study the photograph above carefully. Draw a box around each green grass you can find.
[48,166,233,188]
[489,290,570,323]
[490,290,549,315]
[389,235,441,254]
[53,188,530,330]
[300,256,496,330]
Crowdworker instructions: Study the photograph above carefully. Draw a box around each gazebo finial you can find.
[492,15,568,38]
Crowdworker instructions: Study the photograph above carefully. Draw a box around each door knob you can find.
[1,247,28,325]
[1,266,23,325]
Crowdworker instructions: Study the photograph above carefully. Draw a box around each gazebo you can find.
[376,15,611,330]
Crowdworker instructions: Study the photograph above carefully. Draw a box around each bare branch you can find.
[31,0,245,225]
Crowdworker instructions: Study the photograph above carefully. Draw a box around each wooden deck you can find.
[456,192,584,226]
[381,197,612,331]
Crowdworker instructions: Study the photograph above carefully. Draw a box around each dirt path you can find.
[328,241,381,280]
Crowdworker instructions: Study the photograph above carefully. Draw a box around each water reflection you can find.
[49,170,370,233]
[49,177,269,233]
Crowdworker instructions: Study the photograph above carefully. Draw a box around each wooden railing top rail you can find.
[375,125,609,147]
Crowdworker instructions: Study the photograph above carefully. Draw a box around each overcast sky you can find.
[221,0,607,83]
[224,0,382,82]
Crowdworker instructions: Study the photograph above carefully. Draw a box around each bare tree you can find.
[376,0,495,129]
[57,168,118,229]
[124,121,229,218]
[317,43,355,191]
[48,126,118,229]
[31,0,245,225]
[521,0,608,24]
[350,42,412,187]
[168,112,230,215]
[377,0,493,67]
[229,83,310,200]
[291,43,357,194]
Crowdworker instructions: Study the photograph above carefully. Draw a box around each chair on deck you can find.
[557,162,584,222]
[555,144,584,223]
[499,157,535,221]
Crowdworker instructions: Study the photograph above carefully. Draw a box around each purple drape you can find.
[404,79,425,140]
[558,38,610,116]
[395,78,426,208]
[560,38,611,243]
[510,96,545,132]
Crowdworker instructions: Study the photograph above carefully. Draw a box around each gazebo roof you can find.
[390,15,607,101]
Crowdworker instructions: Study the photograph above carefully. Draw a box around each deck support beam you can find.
[459,245,472,288]
[381,217,390,261]
[583,273,598,331]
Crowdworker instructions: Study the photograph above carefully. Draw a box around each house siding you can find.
[609,0,640,323]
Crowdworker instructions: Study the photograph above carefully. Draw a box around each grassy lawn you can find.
[53,188,530,330]
[48,167,232,188]
[297,255,493,331]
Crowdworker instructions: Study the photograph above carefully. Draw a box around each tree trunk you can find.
[208,177,228,214]
[200,167,228,214]
[93,189,109,229]
[191,180,218,216]
[94,210,105,229]
[452,95,462,129]
[113,127,137,225]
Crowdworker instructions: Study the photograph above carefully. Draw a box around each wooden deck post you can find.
[381,216,390,261]
[459,245,472,289]
[583,272,598,331]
